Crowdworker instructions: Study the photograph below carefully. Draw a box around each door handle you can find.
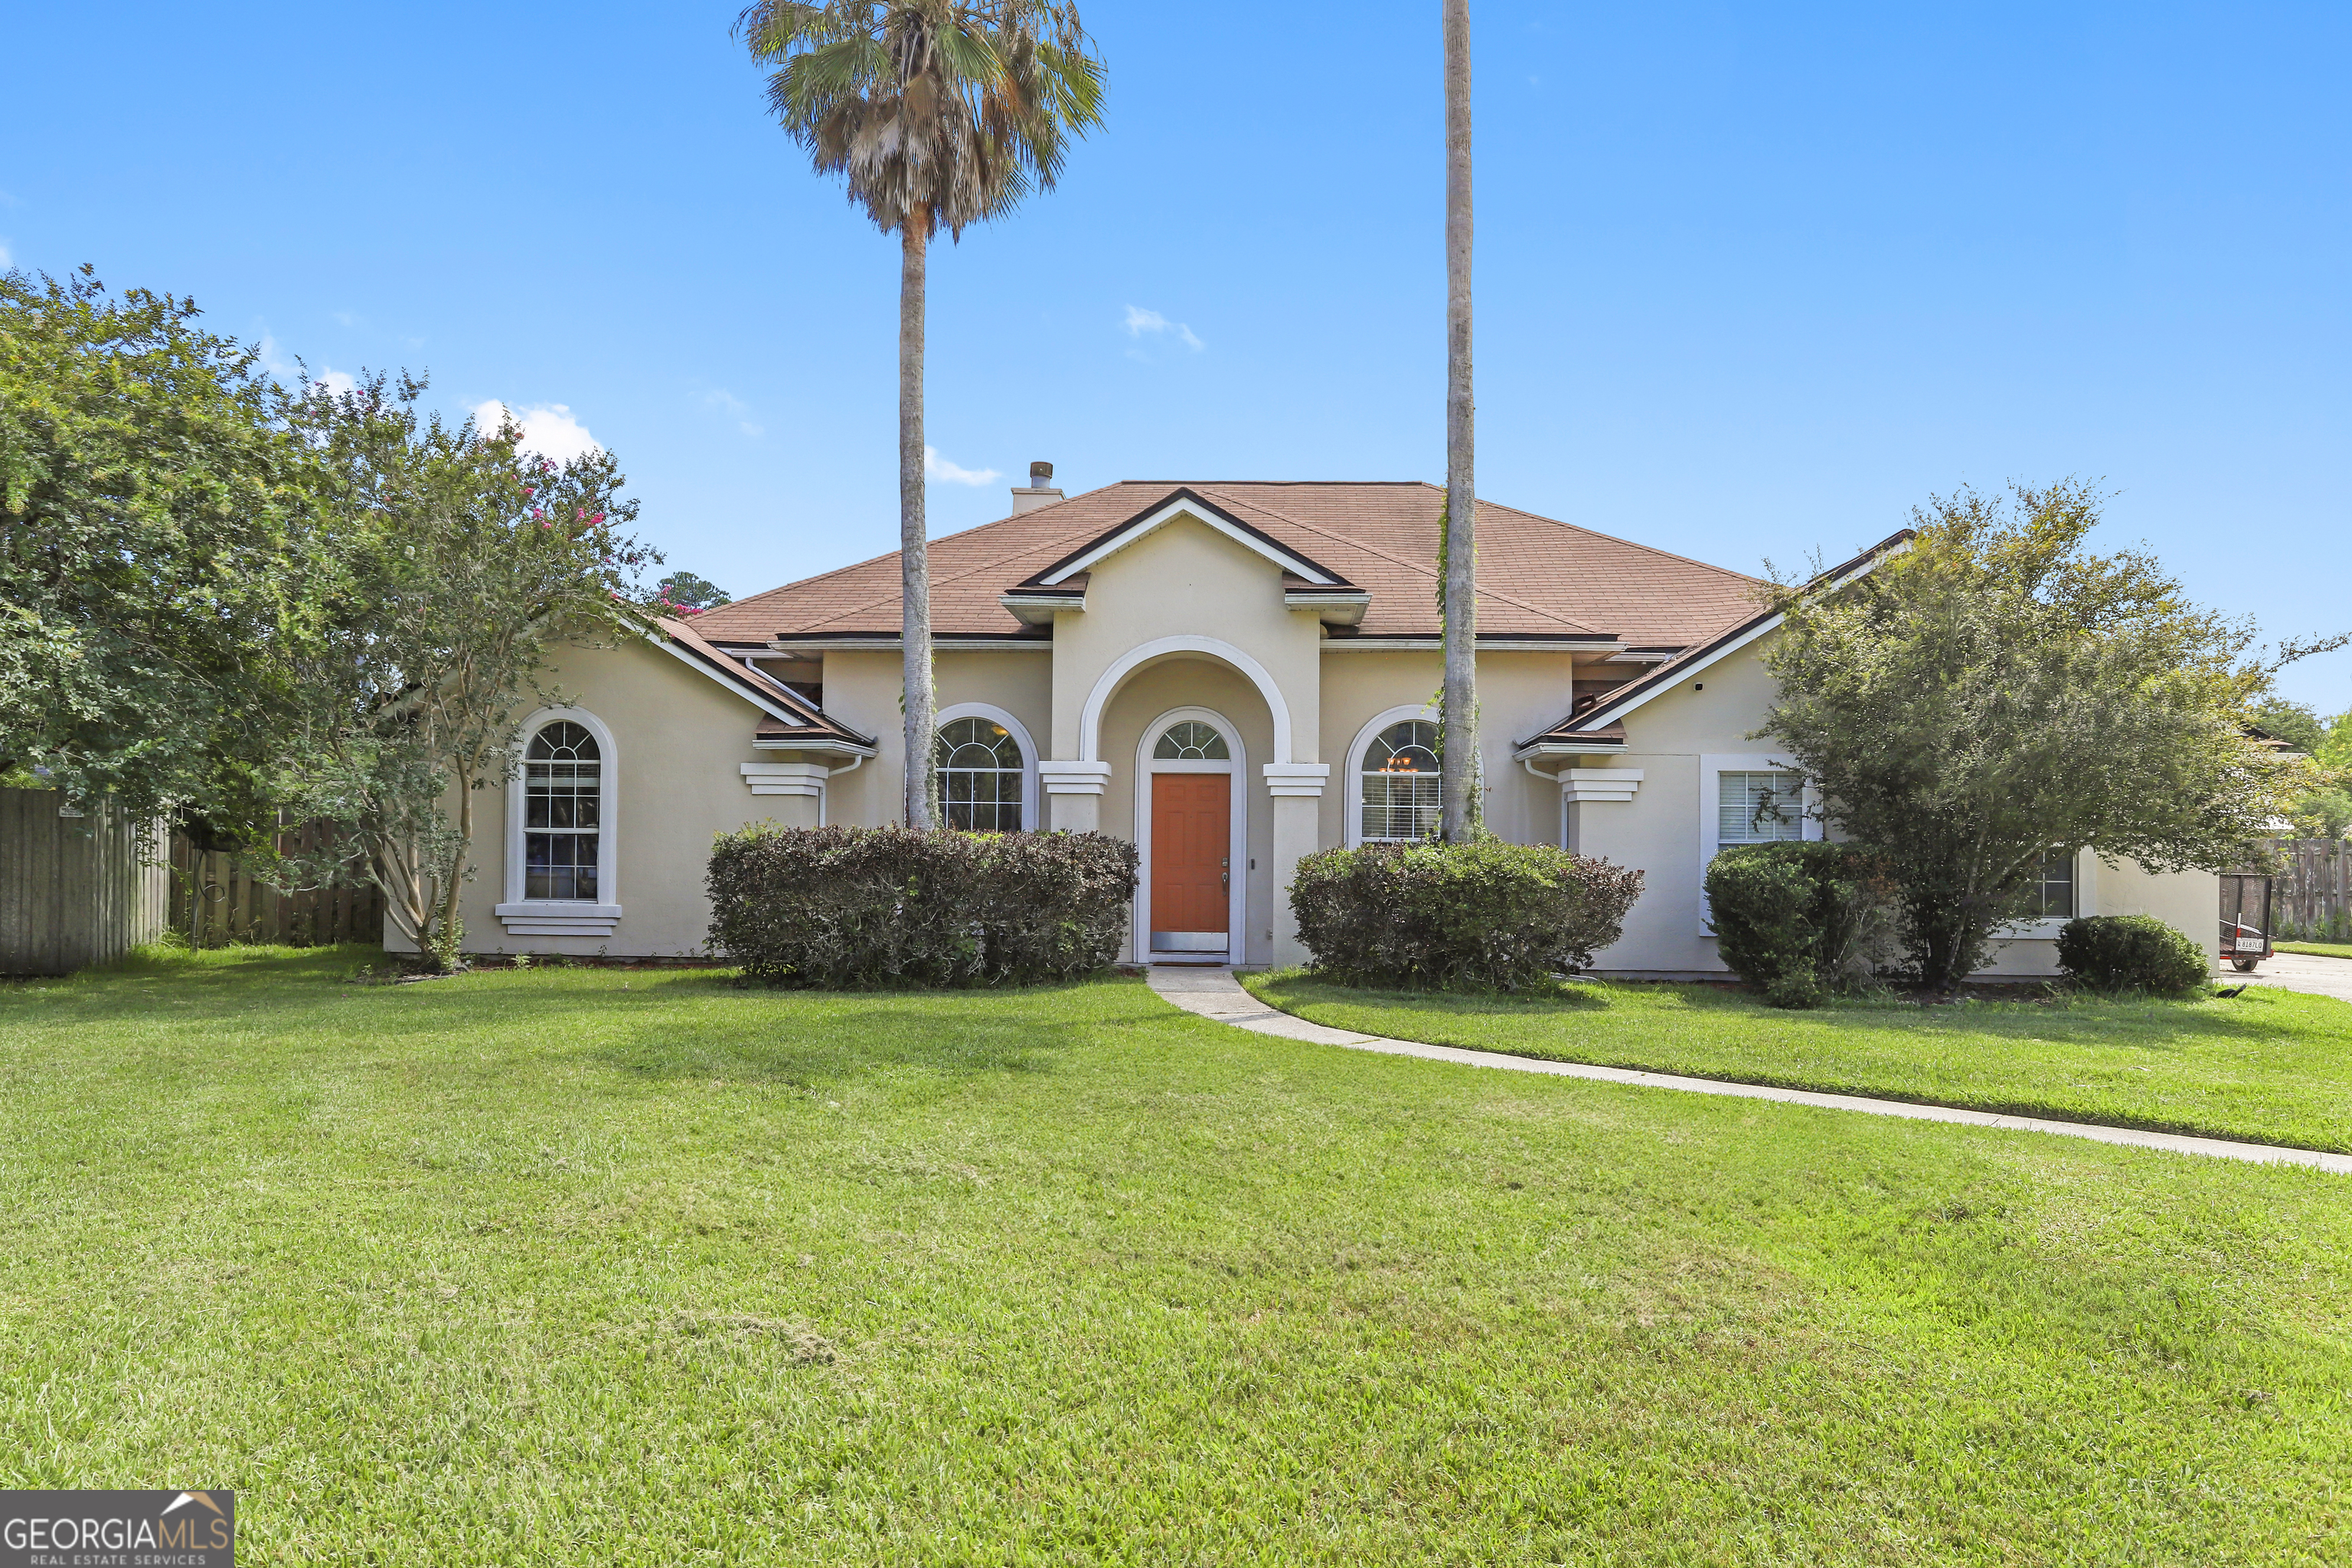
[1221,855,1230,891]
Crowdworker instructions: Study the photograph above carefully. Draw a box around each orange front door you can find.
[1150,773,1230,947]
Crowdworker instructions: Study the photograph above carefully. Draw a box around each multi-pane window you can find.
[936,717,1025,832]
[1717,770,1804,854]
[524,720,600,900]
[1362,720,1441,841]
[1153,720,1230,761]
[2034,852,2076,919]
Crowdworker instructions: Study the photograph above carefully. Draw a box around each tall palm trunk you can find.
[1439,0,1478,843]
[900,217,936,829]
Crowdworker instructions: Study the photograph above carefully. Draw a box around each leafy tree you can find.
[2251,695,2352,838]
[1761,482,2311,991]
[1439,0,1478,842]
[737,0,1104,828]
[273,377,657,969]
[653,570,732,613]
[2248,696,2327,754]
[0,267,322,838]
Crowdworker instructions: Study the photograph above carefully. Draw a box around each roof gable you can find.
[1024,488,1351,588]
[1513,529,1914,753]
[648,616,876,753]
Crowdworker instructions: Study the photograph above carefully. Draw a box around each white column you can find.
[1039,761,1112,834]
[1263,764,1331,966]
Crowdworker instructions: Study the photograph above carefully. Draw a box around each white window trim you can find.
[1994,847,2097,939]
[1344,703,1441,847]
[498,705,622,938]
[935,701,1040,832]
[1132,706,1249,965]
[1697,754,1820,936]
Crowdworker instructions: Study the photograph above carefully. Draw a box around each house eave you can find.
[1284,589,1370,626]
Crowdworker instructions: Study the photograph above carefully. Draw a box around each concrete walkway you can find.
[2230,950,2352,1005]
[1146,965,2352,1174]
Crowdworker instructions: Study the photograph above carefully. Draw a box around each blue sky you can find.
[8,1,2347,707]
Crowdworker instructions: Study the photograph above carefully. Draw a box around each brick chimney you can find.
[1008,460,1063,514]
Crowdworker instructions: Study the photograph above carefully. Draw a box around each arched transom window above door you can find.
[1153,720,1230,761]
[936,717,1025,831]
[1361,720,1440,841]
[524,720,601,900]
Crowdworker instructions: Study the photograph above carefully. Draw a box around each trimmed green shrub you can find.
[2056,914,2209,995]
[1705,842,1896,1008]
[707,825,1138,988]
[1289,840,1642,991]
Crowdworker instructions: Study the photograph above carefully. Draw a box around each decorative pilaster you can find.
[1559,768,1644,805]
[740,762,826,828]
[1039,760,1113,834]
[1262,763,1330,965]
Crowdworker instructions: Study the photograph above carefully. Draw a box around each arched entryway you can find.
[1093,654,1281,965]
[1133,707,1249,960]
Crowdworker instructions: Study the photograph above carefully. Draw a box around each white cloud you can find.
[923,446,1001,485]
[472,400,603,464]
[257,334,356,394]
[703,388,763,439]
[0,241,11,269]
[1123,304,1204,352]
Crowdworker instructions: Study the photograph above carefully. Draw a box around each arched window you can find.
[1153,720,1230,760]
[524,720,601,900]
[1361,720,1439,841]
[936,716,1025,831]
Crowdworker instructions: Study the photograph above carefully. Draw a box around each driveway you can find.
[2230,950,2352,1004]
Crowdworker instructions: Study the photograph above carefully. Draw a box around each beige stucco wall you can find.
[1050,516,1325,763]
[814,647,1054,831]
[1315,648,1584,850]
[1570,644,1792,976]
[413,570,2220,981]
[387,633,811,959]
[1564,635,2220,978]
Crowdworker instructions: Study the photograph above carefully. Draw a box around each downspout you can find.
[822,753,867,830]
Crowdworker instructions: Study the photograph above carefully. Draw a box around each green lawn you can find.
[1245,969,2352,1155]
[4,948,2350,1563]
[2278,940,2352,961]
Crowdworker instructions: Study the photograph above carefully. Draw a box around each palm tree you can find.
[1439,0,1478,841]
[737,0,1104,828]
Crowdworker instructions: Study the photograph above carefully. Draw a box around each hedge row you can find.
[706,825,1138,988]
[1289,840,1642,991]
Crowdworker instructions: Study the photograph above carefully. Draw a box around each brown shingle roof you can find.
[655,615,877,750]
[688,482,1764,648]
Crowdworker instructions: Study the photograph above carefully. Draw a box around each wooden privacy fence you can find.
[0,789,171,975]
[2263,837,2350,942]
[169,821,382,949]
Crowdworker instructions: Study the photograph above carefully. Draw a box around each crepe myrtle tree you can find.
[1759,480,2336,992]
[271,374,658,970]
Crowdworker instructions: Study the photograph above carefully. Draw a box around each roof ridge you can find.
[1191,485,1606,637]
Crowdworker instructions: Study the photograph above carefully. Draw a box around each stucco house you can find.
[404,472,2218,975]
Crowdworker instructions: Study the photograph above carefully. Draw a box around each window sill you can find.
[495,901,622,937]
